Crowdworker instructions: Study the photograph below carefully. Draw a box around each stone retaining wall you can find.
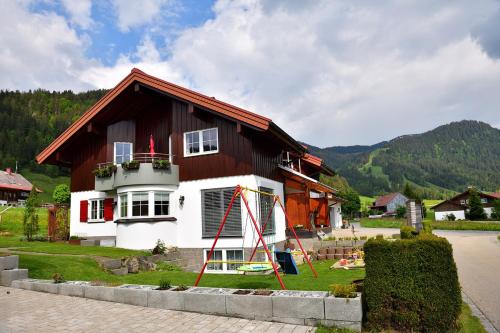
[11,280,362,331]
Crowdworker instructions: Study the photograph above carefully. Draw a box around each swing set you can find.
[194,185,318,290]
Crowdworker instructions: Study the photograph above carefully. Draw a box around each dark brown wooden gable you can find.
[70,134,107,192]
[171,100,253,181]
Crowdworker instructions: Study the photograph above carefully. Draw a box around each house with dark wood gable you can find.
[36,68,341,272]
[432,188,500,221]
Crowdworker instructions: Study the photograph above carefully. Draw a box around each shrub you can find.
[330,284,357,298]
[158,279,172,290]
[363,235,461,332]
[375,234,384,240]
[52,184,70,204]
[491,199,500,220]
[422,220,433,234]
[23,189,39,241]
[395,206,406,219]
[152,239,166,255]
[467,189,487,220]
[447,213,456,221]
[400,225,416,239]
[52,273,65,284]
[360,236,368,240]
[156,262,182,271]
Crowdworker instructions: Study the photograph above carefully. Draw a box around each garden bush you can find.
[363,234,461,332]
[400,225,416,239]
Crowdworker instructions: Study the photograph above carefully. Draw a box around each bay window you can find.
[154,192,169,216]
[132,192,149,217]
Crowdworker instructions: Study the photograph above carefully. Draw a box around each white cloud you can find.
[61,0,93,29]
[111,0,175,32]
[1,0,500,146]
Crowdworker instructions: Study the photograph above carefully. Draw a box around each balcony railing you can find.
[94,152,179,191]
[96,153,172,169]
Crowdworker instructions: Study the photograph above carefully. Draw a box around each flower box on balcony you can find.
[152,159,171,170]
[93,165,117,178]
[121,160,140,171]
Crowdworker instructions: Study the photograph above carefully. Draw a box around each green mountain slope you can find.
[308,120,500,198]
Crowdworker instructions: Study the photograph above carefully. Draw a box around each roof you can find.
[490,192,500,199]
[301,153,335,176]
[36,68,305,164]
[371,192,404,208]
[0,170,33,192]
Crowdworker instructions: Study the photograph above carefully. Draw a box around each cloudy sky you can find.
[1,0,499,146]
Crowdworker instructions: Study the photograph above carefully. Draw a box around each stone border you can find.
[10,280,362,331]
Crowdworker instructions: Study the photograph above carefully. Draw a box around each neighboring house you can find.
[432,188,500,221]
[36,68,340,272]
[370,192,408,215]
[0,168,34,206]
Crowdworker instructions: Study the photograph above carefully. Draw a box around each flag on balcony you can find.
[149,134,155,157]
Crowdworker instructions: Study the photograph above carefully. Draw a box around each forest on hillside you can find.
[0,89,107,176]
[309,120,500,198]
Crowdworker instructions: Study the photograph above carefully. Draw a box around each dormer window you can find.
[184,128,219,157]
[114,142,133,164]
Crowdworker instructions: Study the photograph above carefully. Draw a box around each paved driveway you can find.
[0,287,314,333]
[343,225,500,332]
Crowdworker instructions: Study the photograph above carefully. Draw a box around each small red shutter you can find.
[104,198,114,221]
[80,200,88,222]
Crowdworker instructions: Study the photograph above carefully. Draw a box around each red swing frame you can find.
[194,185,317,290]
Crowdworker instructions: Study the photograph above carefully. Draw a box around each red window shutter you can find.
[80,200,88,222]
[104,198,114,221]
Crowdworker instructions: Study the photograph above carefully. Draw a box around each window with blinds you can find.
[259,187,275,235]
[202,187,242,238]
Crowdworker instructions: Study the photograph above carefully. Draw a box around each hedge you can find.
[363,234,461,332]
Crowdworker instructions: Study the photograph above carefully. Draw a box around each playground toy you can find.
[194,185,318,290]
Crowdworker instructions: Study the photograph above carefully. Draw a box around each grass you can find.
[458,303,487,333]
[20,169,69,204]
[360,218,500,231]
[359,196,375,211]
[0,207,48,236]
[19,254,364,291]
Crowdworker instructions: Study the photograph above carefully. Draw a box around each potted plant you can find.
[152,159,171,170]
[121,160,140,170]
[93,164,117,178]
[68,235,83,245]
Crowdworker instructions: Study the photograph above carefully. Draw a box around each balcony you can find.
[94,153,179,191]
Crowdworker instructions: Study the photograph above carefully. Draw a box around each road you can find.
[344,225,500,332]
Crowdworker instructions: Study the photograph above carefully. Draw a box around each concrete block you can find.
[226,294,273,320]
[80,240,99,247]
[59,284,85,297]
[324,295,362,322]
[271,317,306,325]
[113,287,148,307]
[184,291,226,315]
[272,294,325,319]
[0,269,28,286]
[84,286,115,302]
[147,289,185,311]
[0,255,19,271]
[10,279,36,290]
[99,239,116,247]
[31,280,60,294]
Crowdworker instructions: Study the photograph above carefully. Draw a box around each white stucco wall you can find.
[484,207,493,218]
[434,210,466,221]
[70,175,286,251]
[70,191,117,238]
[330,203,342,228]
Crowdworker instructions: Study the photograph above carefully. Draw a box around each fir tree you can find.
[491,199,500,221]
[467,189,486,220]
[23,188,40,241]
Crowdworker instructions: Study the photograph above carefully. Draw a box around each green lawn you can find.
[360,218,500,231]
[19,254,364,291]
[0,207,48,236]
[20,169,70,204]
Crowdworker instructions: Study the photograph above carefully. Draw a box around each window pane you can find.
[202,129,218,152]
[259,187,275,235]
[120,194,128,217]
[132,192,149,217]
[91,200,97,220]
[227,250,243,271]
[154,192,169,216]
[99,199,104,220]
[207,250,223,271]
[186,132,200,154]
[116,143,123,156]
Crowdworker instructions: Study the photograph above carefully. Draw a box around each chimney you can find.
[5,167,12,175]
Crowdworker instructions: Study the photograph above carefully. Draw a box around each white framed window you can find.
[114,142,133,164]
[204,249,245,273]
[132,192,149,217]
[89,199,104,221]
[184,128,218,156]
[481,198,487,204]
[154,192,170,216]
[119,193,128,218]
